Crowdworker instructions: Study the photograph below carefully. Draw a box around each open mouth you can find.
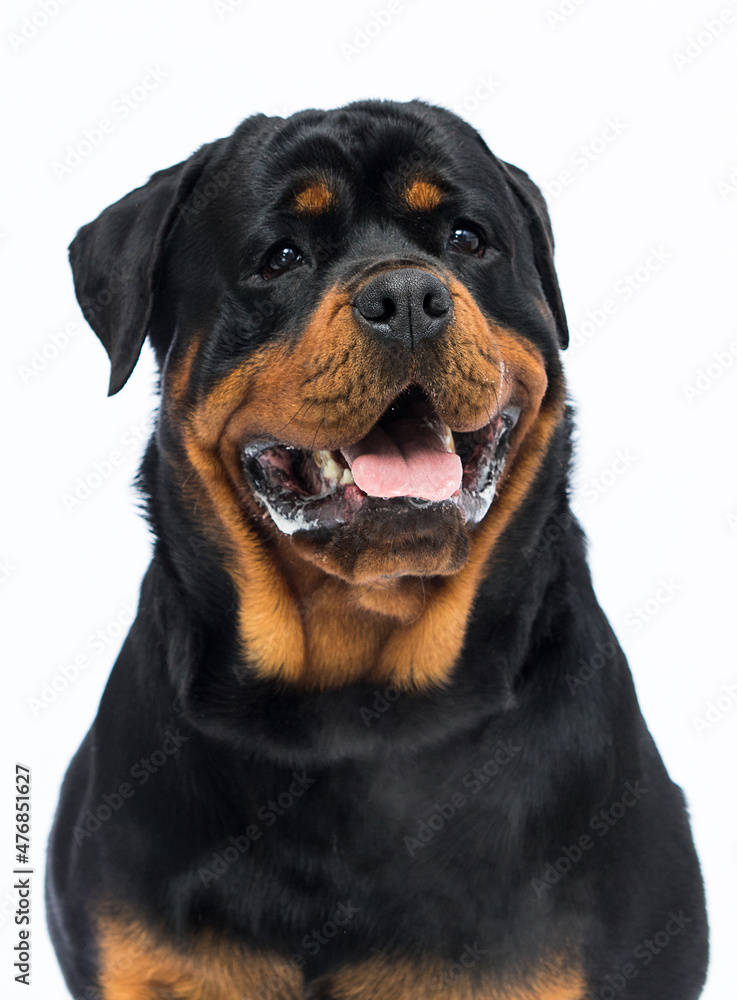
[241,388,520,535]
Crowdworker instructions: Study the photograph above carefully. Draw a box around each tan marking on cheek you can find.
[163,333,203,414]
[403,177,445,212]
[97,913,304,999]
[188,288,397,453]
[429,279,550,430]
[183,425,307,684]
[294,179,335,214]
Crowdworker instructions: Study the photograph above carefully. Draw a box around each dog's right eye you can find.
[261,244,304,280]
[448,225,485,257]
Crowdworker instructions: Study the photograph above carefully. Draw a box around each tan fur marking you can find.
[315,951,586,999]
[184,429,308,683]
[403,177,445,212]
[97,915,584,998]
[97,913,303,999]
[263,545,429,689]
[164,334,202,415]
[294,180,335,214]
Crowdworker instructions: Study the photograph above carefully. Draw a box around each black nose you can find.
[353,268,452,347]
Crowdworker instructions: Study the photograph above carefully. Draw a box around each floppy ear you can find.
[498,161,569,350]
[69,144,214,395]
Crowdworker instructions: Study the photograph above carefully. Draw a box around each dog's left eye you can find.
[261,245,304,279]
[448,226,485,257]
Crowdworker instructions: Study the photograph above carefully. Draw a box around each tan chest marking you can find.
[97,915,585,999]
[97,914,303,999]
[314,952,586,999]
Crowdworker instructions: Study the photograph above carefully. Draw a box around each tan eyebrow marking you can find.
[293,180,335,214]
[403,177,445,212]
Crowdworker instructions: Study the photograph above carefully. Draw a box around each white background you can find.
[2,1,736,996]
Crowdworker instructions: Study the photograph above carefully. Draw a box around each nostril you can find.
[355,288,396,324]
[377,297,395,323]
[423,290,449,319]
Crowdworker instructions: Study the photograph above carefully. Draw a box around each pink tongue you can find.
[341,417,462,501]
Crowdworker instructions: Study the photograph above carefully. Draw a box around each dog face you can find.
[70,100,568,688]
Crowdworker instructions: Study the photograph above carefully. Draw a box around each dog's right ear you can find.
[69,143,215,395]
[498,160,569,350]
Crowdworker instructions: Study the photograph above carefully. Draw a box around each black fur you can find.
[47,100,708,999]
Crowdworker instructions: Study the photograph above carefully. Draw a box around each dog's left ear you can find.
[499,161,569,350]
[69,143,215,395]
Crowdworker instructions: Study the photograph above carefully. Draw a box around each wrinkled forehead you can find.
[231,104,513,220]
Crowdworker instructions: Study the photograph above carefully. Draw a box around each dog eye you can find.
[448,225,485,257]
[261,245,304,279]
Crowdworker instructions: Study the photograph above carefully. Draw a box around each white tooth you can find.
[314,450,343,484]
[442,422,455,454]
[340,467,354,485]
[419,413,455,453]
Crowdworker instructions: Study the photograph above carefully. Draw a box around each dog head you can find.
[70,100,568,689]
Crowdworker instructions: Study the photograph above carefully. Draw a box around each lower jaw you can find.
[288,498,472,583]
[248,479,502,537]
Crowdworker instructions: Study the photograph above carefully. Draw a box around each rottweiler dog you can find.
[47,100,708,999]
